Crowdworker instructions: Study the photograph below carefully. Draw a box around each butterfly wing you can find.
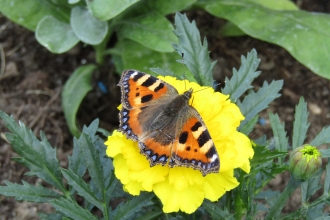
[170,107,220,176]
[118,69,177,145]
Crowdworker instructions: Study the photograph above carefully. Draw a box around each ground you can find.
[1,1,330,219]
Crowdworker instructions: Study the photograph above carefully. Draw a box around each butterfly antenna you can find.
[181,51,187,91]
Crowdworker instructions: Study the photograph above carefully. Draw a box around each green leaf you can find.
[62,64,97,137]
[112,40,182,75]
[113,193,154,220]
[0,111,65,191]
[38,213,63,220]
[307,203,326,220]
[0,181,61,202]
[87,0,139,21]
[127,0,197,16]
[239,115,258,135]
[135,210,163,220]
[70,6,108,45]
[301,169,322,203]
[292,97,310,149]
[220,22,245,37]
[0,0,70,31]
[222,49,261,101]
[320,149,330,158]
[80,133,105,193]
[250,145,287,167]
[247,0,298,10]
[117,12,177,53]
[324,159,330,195]
[238,80,283,128]
[35,16,79,53]
[61,169,103,210]
[173,12,216,86]
[51,198,97,220]
[269,113,288,165]
[203,200,233,219]
[310,126,330,147]
[204,0,330,79]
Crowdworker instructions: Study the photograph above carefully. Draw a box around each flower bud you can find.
[289,145,322,182]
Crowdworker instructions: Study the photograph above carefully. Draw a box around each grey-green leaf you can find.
[292,97,310,149]
[36,16,79,53]
[324,159,330,195]
[222,49,261,101]
[173,12,216,86]
[87,0,139,21]
[70,6,108,45]
[61,169,103,210]
[205,0,330,79]
[112,40,182,75]
[301,169,322,203]
[203,200,233,219]
[0,0,70,31]
[0,181,61,203]
[117,12,177,52]
[80,133,105,193]
[0,111,65,191]
[113,193,154,220]
[240,115,258,135]
[238,80,283,128]
[51,198,97,220]
[269,113,288,165]
[310,126,330,147]
[62,64,97,137]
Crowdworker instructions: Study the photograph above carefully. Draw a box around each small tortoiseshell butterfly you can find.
[118,70,220,176]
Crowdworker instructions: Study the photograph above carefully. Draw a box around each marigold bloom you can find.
[105,76,254,213]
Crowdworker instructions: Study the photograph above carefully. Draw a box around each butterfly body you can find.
[118,70,220,176]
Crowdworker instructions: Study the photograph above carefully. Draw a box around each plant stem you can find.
[265,176,301,219]
[93,27,113,65]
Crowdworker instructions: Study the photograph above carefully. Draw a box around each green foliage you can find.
[1,0,329,136]
[1,4,330,219]
[0,112,156,219]
[62,64,97,137]
[202,0,330,80]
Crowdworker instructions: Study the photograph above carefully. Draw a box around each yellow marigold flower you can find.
[105,76,254,214]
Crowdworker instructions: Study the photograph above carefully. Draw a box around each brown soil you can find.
[1,1,330,219]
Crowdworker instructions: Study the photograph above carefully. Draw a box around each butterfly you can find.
[118,70,220,176]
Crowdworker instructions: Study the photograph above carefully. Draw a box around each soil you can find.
[1,1,330,219]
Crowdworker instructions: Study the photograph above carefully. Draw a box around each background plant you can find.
[1,0,330,137]
[1,12,330,219]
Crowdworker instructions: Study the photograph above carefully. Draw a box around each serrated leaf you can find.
[0,111,65,191]
[0,0,70,31]
[269,113,288,165]
[61,169,103,210]
[0,181,61,202]
[113,193,154,220]
[173,13,216,86]
[249,145,287,167]
[36,16,79,53]
[51,198,97,220]
[292,97,310,149]
[135,210,163,220]
[310,126,330,147]
[307,203,325,220]
[239,115,258,135]
[112,39,183,76]
[324,160,330,195]
[62,64,97,137]
[38,213,63,220]
[117,12,177,53]
[70,6,108,45]
[204,0,330,79]
[80,133,105,193]
[301,169,322,203]
[238,80,283,128]
[68,138,86,178]
[320,149,330,158]
[222,49,261,101]
[87,0,139,21]
[203,200,233,219]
